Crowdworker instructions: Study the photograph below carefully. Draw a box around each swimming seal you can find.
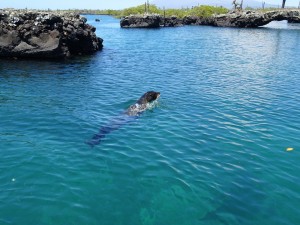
[126,91,160,116]
[86,91,160,147]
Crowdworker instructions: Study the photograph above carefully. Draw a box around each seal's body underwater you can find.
[86,91,160,147]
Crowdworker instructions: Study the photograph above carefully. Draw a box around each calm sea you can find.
[0,15,300,225]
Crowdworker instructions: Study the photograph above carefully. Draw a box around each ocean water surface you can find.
[0,16,300,225]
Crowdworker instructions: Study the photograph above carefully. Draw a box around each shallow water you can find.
[0,16,300,225]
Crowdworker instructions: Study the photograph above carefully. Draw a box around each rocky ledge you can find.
[0,10,103,59]
[120,10,300,28]
[120,14,161,28]
[120,14,184,28]
[213,9,300,27]
[119,14,215,28]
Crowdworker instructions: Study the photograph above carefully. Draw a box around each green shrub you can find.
[113,4,160,18]
[189,5,229,17]
[110,4,229,18]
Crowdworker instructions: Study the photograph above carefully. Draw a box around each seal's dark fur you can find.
[86,91,160,147]
[126,91,160,116]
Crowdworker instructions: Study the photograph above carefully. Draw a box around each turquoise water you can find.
[1,15,300,225]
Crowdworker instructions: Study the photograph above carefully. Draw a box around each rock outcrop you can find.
[0,10,103,59]
[120,14,161,28]
[160,16,183,27]
[120,10,300,28]
[213,10,300,27]
[288,17,300,23]
[121,14,185,28]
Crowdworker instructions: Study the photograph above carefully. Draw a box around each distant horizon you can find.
[0,0,299,10]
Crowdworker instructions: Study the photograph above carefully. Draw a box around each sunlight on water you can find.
[263,20,300,30]
[146,99,160,111]
[0,15,300,225]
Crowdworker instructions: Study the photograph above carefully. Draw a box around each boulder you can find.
[183,16,199,25]
[120,14,161,28]
[0,10,103,59]
[160,16,183,27]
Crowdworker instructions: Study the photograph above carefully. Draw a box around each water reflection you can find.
[263,20,300,30]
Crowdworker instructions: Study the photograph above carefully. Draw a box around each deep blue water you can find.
[0,15,300,225]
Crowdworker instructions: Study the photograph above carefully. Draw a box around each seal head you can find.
[137,91,160,105]
[127,91,160,116]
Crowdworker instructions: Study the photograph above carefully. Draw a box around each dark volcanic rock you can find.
[287,14,300,23]
[160,16,183,27]
[120,10,300,29]
[288,17,300,23]
[120,14,161,28]
[121,14,184,28]
[183,16,199,25]
[213,10,300,27]
[0,10,103,59]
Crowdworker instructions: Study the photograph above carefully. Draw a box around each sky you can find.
[0,0,147,10]
[0,0,299,10]
[263,0,299,7]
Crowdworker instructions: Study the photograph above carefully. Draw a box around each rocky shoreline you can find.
[0,9,103,59]
[120,9,300,28]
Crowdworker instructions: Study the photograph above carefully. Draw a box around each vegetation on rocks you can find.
[112,4,229,18]
[62,4,229,18]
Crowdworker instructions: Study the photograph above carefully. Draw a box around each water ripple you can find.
[0,15,300,225]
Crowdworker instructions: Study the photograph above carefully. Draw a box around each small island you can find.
[1,4,299,60]
[120,9,300,28]
[0,9,103,59]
